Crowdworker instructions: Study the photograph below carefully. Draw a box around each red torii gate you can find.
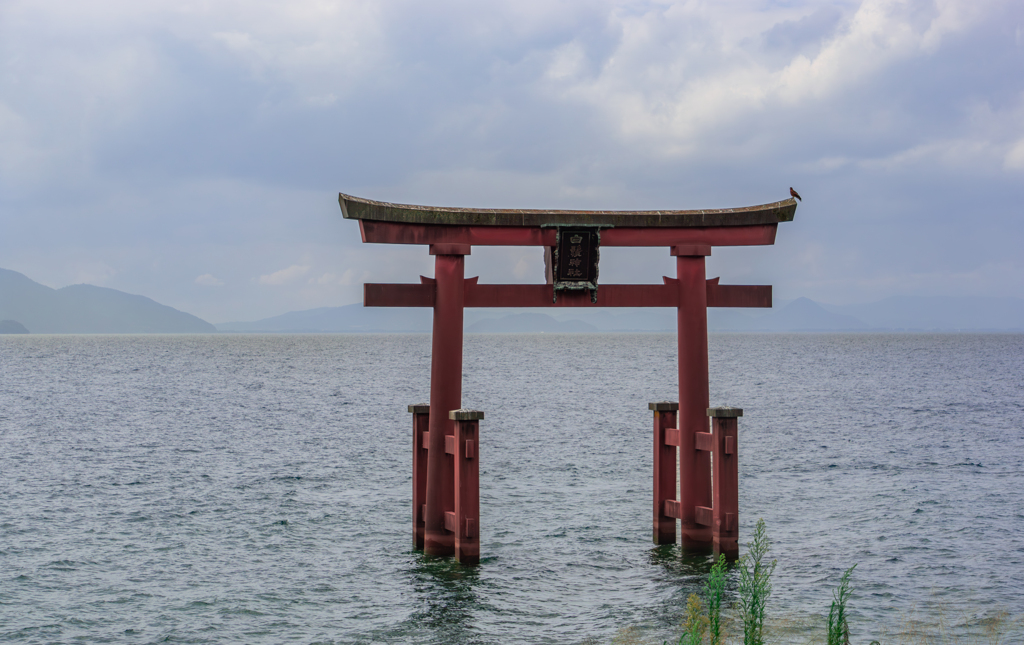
[340,192,797,564]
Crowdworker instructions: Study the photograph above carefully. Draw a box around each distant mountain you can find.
[216,299,860,333]
[549,309,677,332]
[217,304,603,333]
[217,303,431,332]
[466,313,597,333]
[821,296,1024,330]
[549,300,866,332]
[216,294,1024,334]
[0,320,30,334]
[746,297,868,331]
[0,268,215,333]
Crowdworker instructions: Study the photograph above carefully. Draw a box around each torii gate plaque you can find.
[340,192,797,564]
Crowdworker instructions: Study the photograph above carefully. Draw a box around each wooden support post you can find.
[424,245,469,557]
[650,401,680,544]
[409,404,430,550]
[708,407,741,561]
[675,245,713,552]
[450,409,482,565]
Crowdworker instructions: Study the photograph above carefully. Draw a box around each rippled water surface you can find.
[1,333,1022,644]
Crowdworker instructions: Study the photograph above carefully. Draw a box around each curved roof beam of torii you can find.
[339,193,797,229]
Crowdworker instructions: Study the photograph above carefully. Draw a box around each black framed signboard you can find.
[551,227,600,301]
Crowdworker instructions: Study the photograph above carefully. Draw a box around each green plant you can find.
[737,518,776,645]
[704,554,728,645]
[827,564,856,645]
[679,593,708,645]
[612,625,644,645]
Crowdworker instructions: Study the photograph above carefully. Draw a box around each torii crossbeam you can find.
[341,192,797,563]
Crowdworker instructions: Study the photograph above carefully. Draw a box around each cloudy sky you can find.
[2,0,1022,322]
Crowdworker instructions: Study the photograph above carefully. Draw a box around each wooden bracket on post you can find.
[695,505,714,526]
[695,432,714,451]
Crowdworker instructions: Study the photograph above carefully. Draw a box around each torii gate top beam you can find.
[340,193,797,247]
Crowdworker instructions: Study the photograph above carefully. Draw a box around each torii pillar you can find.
[423,244,468,556]
[676,244,713,549]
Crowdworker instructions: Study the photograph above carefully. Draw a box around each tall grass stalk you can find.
[737,518,776,645]
[704,554,728,645]
[827,564,856,645]
[679,593,708,645]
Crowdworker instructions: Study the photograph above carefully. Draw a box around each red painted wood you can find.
[453,417,480,564]
[663,499,683,519]
[706,278,772,308]
[695,505,714,527]
[468,283,679,308]
[671,244,711,256]
[430,243,472,256]
[423,252,465,557]
[602,225,778,247]
[411,408,430,550]
[360,220,779,247]
[695,432,715,452]
[352,200,793,563]
[678,253,713,551]
[365,283,435,307]
[364,280,771,309]
[652,409,678,544]
[711,415,740,560]
[361,220,555,246]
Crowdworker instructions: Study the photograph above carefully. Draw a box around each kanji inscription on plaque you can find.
[556,229,598,284]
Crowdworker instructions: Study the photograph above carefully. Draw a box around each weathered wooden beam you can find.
[364,278,771,308]
[359,220,780,247]
[342,192,797,228]
[704,277,772,308]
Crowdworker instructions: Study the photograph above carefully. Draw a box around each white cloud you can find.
[1004,138,1024,171]
[203,2,390,99]
[512,256,533,280]
[71,262,117,286]
[258,264,310,285]
[545,41,587,81]
[0,102,48,190]
[860,137,1002,173]
[313,269,369,285]
[540,0,1006,160]
[3,0,1024,320]
[194,273,224,286]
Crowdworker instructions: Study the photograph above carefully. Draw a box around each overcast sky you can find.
[2,0,1022,322]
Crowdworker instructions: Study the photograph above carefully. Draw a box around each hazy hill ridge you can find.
[822,296,1024,330]
[0,320,30,334]
[216,294,1024,333]
[0,268,215,333]
[5,265,1019,334]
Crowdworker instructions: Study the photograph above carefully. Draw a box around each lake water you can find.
[1,333,1022,644]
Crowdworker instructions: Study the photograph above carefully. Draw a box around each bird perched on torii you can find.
[789,187,802,201]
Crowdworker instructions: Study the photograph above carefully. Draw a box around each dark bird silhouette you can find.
[789,187,802,201]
